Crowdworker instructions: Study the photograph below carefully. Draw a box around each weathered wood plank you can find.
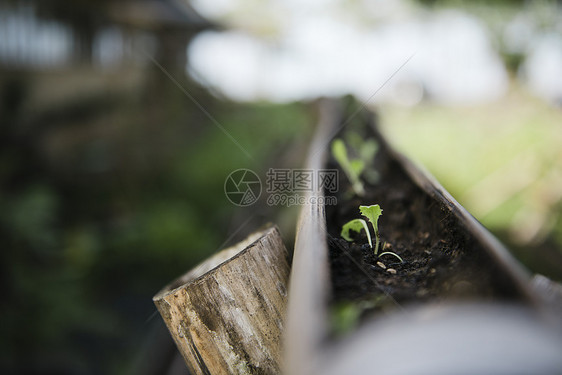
[283,99,341,375]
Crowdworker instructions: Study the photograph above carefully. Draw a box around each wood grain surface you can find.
[154,225,290,375]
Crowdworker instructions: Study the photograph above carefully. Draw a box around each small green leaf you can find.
[331,301,361,336]
[360,205,383,231]
[331,139,365,196]
[341,218,372,248]
[350,159,365,176]
[332,139,349,170]
[360,204,383,254]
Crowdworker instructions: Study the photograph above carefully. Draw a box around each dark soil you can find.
[326,128,523,318]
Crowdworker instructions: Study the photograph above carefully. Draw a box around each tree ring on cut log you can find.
[153,224,290,375]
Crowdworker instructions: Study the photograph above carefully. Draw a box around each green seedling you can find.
[332,139,365,196]
[359,204,383,255]
[341,204,403,263]
[341,218,372,248]
[330,301,362,337]
[330,295,387,336]
[345,132,380,184]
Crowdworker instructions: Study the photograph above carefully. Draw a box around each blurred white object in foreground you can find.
[322,303,562,375]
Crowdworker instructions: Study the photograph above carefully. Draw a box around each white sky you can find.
[188,0,562,104]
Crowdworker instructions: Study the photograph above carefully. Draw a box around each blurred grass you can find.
[380,83,562,279]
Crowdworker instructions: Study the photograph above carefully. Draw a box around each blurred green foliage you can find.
[381,85,562,281]
[0,69,310,374]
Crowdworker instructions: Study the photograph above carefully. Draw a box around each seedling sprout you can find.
[341,219,372,248]
[345,132,380,184]
[331,139,365,197]
[359,205,383,256]
[341,204,403,262]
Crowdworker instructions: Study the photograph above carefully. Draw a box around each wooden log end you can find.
[154,225,290,375]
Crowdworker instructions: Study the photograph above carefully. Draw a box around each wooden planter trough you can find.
[283,98,562,375]
[154,98,562,375]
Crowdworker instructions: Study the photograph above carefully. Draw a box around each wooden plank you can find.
[283,99,341,375]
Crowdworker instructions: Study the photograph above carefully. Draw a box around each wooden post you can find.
[153,225,290,375]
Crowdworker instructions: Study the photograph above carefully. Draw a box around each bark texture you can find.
[154,226,290,375]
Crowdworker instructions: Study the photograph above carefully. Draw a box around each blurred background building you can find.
[1,0,561,374]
